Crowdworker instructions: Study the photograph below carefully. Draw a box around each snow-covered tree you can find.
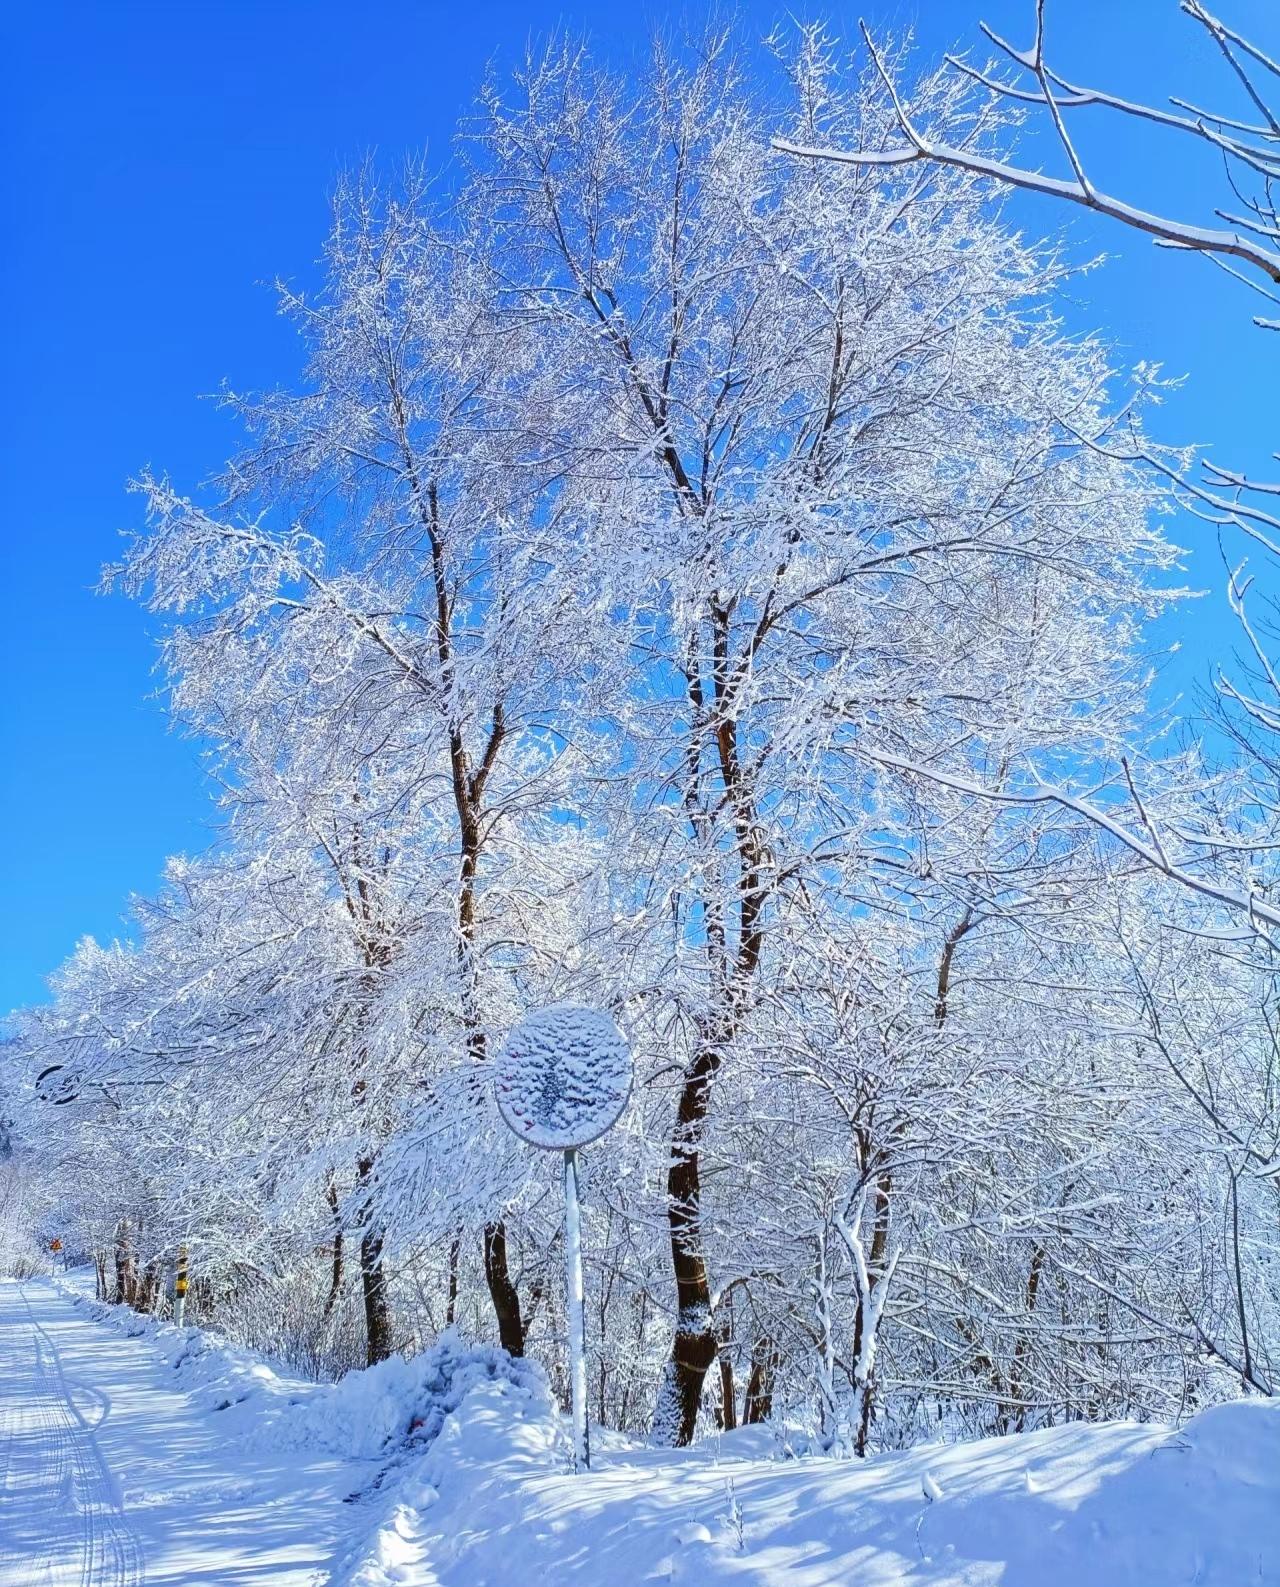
[777,4,1280,947]
[10,22,1270,1453]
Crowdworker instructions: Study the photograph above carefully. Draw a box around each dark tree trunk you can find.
[714,1298,738,1430]
[855,1371,875,1457]
[483,1220,525,1356]
[1009,1243,1045,1433]
[654,597,771,1447]
[113,1222,137,1306]
[446,1232,461,1328]
[389,420,522,1360]
[718,1354,738,1431]
[136,1258,162,1314]
[360,1224,392,1364]
[743,1336,778,1424]
[655,1042,723,1444]
[322,1181,344,1322]
[354,1153,392,1365]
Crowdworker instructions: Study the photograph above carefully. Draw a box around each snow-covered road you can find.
[0,1281,143,1587]
[0,1280,358,1587]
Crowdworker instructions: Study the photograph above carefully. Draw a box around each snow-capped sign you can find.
[495,1005,632,1150]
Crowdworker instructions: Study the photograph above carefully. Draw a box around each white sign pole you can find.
[563,1147,589,1471]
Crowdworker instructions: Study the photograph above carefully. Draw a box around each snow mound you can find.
[329,1376,567,1587]
[332,1392,1280,1587]
[262,1328,551,1459]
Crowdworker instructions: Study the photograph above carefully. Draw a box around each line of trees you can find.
[7,24,1277,1449]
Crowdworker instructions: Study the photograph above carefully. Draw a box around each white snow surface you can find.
[0,1275,371,1586]
[3,1274,1278,1586]
[494,1003,632,1148]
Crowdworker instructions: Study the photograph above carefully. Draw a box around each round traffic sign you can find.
[495,1005,632,1150]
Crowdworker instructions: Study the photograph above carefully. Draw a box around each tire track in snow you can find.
[25,1285,146,1587]
[0,1297,79,1585]
[0,1285,145,1587]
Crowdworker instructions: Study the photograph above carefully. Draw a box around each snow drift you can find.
[61,1279,1280,1586]
[336,1391,1280,1587]
[58,1275,547,1458]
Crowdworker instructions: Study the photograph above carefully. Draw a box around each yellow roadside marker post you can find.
[174,1244,189,1327]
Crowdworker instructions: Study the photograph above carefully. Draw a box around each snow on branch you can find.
[773,14,1280,290]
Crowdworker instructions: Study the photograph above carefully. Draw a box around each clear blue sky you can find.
[2,0,1273,1014]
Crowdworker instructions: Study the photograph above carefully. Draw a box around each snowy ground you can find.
[0,1278,373,1586]
[1,1276,1277,1587]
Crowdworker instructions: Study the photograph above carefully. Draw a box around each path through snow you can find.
[0,1279,362,1587]
[0,1282,142,1587]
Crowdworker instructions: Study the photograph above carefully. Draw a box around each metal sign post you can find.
[562,1148,588,1470]
[495,1005,633,1473]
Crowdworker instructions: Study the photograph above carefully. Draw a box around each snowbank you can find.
[262,1328,551,1460]
[57,1277,304,1424]
[334,1391,1280,1587]
[56,1275,550,1458]
[58,1278,1280,1586]
[331,1377,569,1587]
